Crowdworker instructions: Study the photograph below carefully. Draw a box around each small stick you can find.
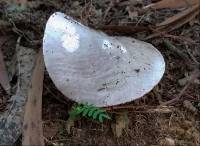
[161,69,200,106]
[22,50,44,146]
[146,28,197,44]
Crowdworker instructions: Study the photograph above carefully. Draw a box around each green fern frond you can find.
[68,103,111,122]
[88,107,99,117]
[92,109,105,119]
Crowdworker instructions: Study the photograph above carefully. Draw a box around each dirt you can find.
[0,0,200,146]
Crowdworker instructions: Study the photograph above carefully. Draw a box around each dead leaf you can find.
[126,6,139,20]
[178,72,200,86]
[183,100,197,113]
[66,119,75,134]
[43,122,61,138]
[159,137,175,146]
[143,0,199,10]
[22,49,44,146]
[111,112,129,137]
[0,39,37,145]
[0,44,10,94]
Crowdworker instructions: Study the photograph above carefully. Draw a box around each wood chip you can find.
[111,112,129,137]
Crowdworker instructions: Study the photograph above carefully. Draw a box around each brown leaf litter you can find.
[0,0,199,145]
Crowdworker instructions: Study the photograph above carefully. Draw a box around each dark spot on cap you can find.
[116,80,119,85]
[104,44,108,47]
[134,69,140,73]
[65,16,70,20]
[102,83,107,86]
[116,56,120,60]
[97,87,106,91]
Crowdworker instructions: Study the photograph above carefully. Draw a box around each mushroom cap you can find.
[43,12,165,107]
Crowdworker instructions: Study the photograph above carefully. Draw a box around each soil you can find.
[0,0,200,146]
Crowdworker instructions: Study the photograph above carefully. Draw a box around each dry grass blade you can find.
[158,4,199,31]
[146,4,200,40]
[143,0,199,10]
[22,49,44,146]
[157,4,200,27]
[0,46,10,94]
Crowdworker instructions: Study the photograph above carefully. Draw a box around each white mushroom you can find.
[43,12,165,107]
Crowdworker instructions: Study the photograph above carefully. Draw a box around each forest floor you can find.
[0,0,200,146]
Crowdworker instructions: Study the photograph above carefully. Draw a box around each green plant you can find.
[68,103,111,122]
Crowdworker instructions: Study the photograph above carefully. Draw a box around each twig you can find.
[103,1,114,19]
[135,14,145,26]
[184,43,199,65]
[105,105,153,111]
[22,50,44,146]
[146,28,197,44]
[163,39,191,62]
[97,25,149,35]
[105,105,173,112]
[43,137,57,146]
[161,69,200,106]
[146,4,200,40]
